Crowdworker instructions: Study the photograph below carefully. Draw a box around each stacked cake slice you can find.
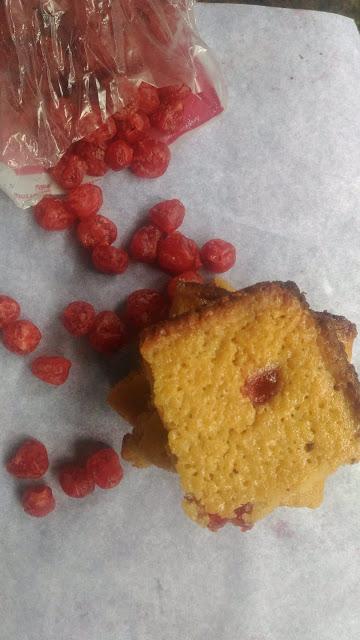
[109,281,360,531]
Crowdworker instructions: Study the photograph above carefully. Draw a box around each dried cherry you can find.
[62,301,96,336]
[66,184,103,219]
[130,139,170,179]
[73,141,108,177]
[157,232,200,274]
[84,116,117,146]
[31,356,72,386]
[104,139,133,171]
[129,225,162,264]
[34,196,75,231]
[22,486,55,518]
[149,199,185,234]
[50,153,87,191]
[0,295,20,329]
[151,101,184,134]
[207,513,229,532]
[58,464,95,498]
[86,448,123,489]
[138,82,160,115]
[207,504,253,532]
[77,215,117,250]
[92,245,129,275]
[3,320,42,355]
[126,289,168,330]
[88,311,127,353]
[119,112,150,144]
[158,84,191,103]
[243,367,281,406]
[6,439,49,479]
[200,240,236,274]
[232,504,253,531]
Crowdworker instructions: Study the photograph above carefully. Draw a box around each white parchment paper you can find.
[1,5,360,640]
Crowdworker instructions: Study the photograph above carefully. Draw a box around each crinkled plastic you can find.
[0,0,225,178]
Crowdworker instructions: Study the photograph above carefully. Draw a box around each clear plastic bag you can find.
[0,0,225,207]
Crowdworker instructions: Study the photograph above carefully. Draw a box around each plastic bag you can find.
[0,0,225,208]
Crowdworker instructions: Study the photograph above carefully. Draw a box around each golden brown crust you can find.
[314,312,360,437]
[169,281,232,318]
[171,282,356,358]
[141,281,304,349]
[316,311,357,350]
[321,311,357,338]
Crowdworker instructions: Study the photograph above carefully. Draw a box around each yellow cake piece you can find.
[109,283,357,511]
[109,282,356,518]
[109,370,151,425]
[121,411,175,471]
[140,282,360,528]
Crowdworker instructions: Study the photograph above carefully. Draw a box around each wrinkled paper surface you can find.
[1,5,360,640]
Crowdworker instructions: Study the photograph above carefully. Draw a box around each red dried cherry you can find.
[73,141,108,177]
[88,311,127,353]
[151,101,184,134]
[0,295,20,329]
[66,184,103,219]
[31,356,72,385]
[207,504,253,532]
[86,448,123,489]
[119,112,150,144]
[84,116,117,146]
[167,271,204,298]
[130,139,170,179]
[62,301,96,336]
[149,199,185,234]
[207,513,229,532]
[50,154,87,191]
[22,485,55,518]
[129,225,162,264]
[58,464,95,498]
[3,320,42,355]
[77,215,117,250]
[232,504,253,531]
[92,245,129,275]
[138,82,160,114]
[200,240,236,274]
[243,367,281,406]
[126,289,168,330]
[104,139,133,171]
[157,232,200,274]
[158,84,191,103]
[34,196,75,231]
[6,439,49,479]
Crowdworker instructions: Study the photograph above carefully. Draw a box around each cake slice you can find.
[139,282,360,528]
[109,281,357,512]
